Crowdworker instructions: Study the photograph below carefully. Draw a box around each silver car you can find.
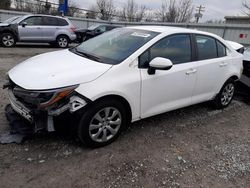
[1,14,76,48]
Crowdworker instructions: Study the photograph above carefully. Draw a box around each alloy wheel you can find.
[2,34,15,47]
[58,37,68,48]
[89,107,122,143]
[221,83,234,106]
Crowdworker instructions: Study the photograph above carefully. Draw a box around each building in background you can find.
[225,16,250,24]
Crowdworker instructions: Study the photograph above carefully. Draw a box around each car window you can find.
[217,41,227,57]
[21,16,42,26]
[107,26,116,31]
[42,17,58,26]
[140,34,192,68]
[96,26,106,32]
[58,18,68,26]
[196,35,217,60]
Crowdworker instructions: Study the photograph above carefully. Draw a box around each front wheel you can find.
[56,35,69,48]
[212,79,235,109]
[1,33,16,47]
[77,99,128,148]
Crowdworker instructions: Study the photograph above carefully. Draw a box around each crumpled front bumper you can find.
[7,88,89,133]
[8,89,33,122]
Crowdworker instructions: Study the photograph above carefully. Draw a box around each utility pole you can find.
[195,5,205,23]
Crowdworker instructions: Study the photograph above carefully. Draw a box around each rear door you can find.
[191,34,228,104]
[18,16,43,41]
[41,16,59,41]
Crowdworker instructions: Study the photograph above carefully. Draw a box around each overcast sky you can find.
[62,0,245,22]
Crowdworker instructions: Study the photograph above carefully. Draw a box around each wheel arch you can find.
[1,30,18,40]
[56,34,70,41]
[90,94,132,123]
[228,75,239,81]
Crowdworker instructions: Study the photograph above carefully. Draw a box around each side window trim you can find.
[139,33,193,68]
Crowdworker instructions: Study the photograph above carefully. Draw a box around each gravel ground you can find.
[0,44,249,188]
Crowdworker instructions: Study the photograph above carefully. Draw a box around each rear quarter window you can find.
[217,41,227,57]
[58,18,68,26]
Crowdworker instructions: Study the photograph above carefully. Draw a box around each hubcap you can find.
[58,37,68,47]
[2,35,14,47]
[221,83,234,106]
[89,107,122,143]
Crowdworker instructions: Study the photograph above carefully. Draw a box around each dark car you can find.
[75,24,120,43]
[0,21,19,47]
[243,48,250,76]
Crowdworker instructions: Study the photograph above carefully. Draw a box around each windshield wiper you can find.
[73,48,102,62]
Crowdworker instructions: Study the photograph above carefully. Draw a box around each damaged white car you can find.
[4,26,243,147]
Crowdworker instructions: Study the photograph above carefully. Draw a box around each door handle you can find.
[37,27,41,29]
[186,68,197,75]
[219,62,228,67]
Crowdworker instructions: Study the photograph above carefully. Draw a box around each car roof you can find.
[127,25,219,38]
[22,14,66,19]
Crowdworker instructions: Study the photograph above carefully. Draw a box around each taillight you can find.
[70,27,76,32]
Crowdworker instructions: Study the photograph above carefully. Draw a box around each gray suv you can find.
[1,14,76,48]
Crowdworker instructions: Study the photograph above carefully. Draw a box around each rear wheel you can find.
[212,79,235,109]
[56,35,69,48]
[77,99,128,148]
[1,33,16,47]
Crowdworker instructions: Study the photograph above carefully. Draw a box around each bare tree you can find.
[156,1,168,22]
[94,0,115,20]
[86,6,98,19]
[157,0,194,23]
[242,0,250,16]
[14,0,25,11]
[0,0,11,10]
[166,0,179,22]
[177,0,194,22]
[67,0,80,17]
[120,0,147,22]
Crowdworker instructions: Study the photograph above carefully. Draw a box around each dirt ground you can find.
[0,44,249,188]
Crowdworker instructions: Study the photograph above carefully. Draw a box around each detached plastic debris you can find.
[0,104,33,144]
[0,133,25,144]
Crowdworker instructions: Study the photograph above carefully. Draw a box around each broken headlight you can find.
[13,85,78,109]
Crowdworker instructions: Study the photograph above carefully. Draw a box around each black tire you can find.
[77,99,129,148]
[212,78,235,109]
[56,35,69,48]
[1,33,16,47]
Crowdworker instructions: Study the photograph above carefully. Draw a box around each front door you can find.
[18,16,43,41]
[140,34,197,118]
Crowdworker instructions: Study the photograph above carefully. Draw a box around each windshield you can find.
[4,16,20,23]
[88,24,101,30]
[73,28,159,64]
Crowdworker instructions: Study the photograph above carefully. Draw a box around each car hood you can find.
[0,23,10,27]
[8,49,112,90]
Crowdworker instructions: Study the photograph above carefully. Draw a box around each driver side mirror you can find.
[148,57,173,75]
[21,22,27,27]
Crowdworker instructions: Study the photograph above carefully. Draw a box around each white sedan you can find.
[5,26,243,147]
